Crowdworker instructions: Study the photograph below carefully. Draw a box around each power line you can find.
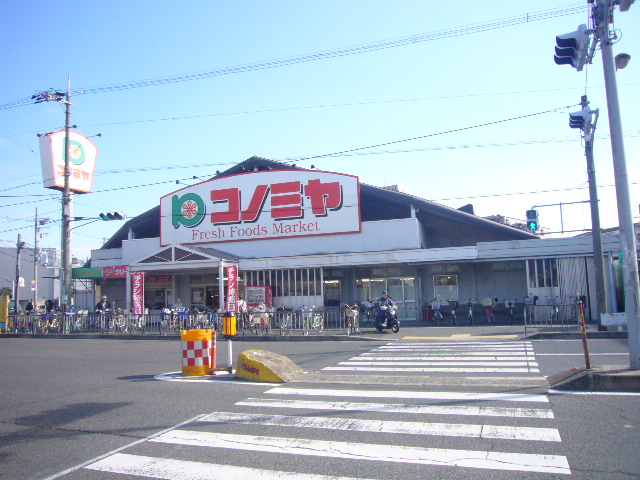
[291,105,577,163]
[3,82,638,141]
[0,4,588,111]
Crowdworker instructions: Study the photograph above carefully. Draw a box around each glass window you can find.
[528,259,536,288]
[544,259,552,287]
[551,259,558,287]
[191,287,204,306]
[434,275,458,301]
[387,278,403,301]
[536,259,545,288]
[403,278,416,302]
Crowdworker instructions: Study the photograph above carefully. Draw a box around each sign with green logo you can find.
[172,193,206,228]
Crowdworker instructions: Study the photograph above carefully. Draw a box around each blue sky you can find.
[1,1,638,262]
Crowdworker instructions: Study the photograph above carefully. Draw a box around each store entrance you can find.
[190,285,221,310]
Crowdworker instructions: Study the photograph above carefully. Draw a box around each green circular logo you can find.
[172,193,205,228]
[63,139,86,165]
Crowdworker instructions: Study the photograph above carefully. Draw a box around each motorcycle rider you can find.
[375,291,395,330]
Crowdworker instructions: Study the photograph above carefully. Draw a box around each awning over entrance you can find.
[129,244,242,273]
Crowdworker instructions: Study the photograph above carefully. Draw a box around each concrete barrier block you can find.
[235,349,303,383]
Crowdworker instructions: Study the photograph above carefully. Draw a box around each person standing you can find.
[95,295,112,312]
[95,295,112,332]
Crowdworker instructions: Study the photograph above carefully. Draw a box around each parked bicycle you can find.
[481,297,497,325]
[302,306,324,335]
[466,298,477,325]
[525,294,538,323]
[279,309,294,335]
[504,297,516,324]
[358,300,375,326]
[250,304,272,334]
[546,296,559,324]
[431,299,444,325]
[343,303,360,334]
[448,300,458,326]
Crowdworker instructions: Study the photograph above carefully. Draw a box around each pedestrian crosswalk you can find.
[323,341,540,374]
[82,340,571,478]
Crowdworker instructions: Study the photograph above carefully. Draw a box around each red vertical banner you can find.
[132,272,145,315]
[227,265,238,313]
[265,285,272,306]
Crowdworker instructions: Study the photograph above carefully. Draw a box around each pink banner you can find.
[132,272,145,315]
[227,265,238,313]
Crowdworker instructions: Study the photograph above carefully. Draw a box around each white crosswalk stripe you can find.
[236,396,555,418]
[82,340,571,477]
[325,340,540,374]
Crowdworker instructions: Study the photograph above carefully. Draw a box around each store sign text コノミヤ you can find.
[160,170,360,246]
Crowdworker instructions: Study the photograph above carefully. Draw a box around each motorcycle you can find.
[376,302,400,333]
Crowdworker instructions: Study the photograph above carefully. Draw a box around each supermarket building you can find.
[85,156,622,320]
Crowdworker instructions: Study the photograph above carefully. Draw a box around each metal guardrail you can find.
[523,303,581,328]
[1,305,374,336]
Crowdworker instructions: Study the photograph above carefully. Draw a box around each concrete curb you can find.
[524,331,628,340]
[548,365,640,392]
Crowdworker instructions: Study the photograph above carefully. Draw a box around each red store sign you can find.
[103,265,128,279]
[160,169,361,246]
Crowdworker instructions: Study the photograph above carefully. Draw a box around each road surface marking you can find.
[323,366,540,373]
[336,361,538,367]
[150,430,571,475]
[199,411,561,442]
[237,397,554,418]
[86,453,371,480]
[265,387,549,403]
[403,335,519,340]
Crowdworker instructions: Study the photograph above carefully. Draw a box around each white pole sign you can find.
[39,130,98,193]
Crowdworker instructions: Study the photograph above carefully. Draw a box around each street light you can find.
[614,53,631,70]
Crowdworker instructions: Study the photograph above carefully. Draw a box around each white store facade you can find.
[89,157,623,321]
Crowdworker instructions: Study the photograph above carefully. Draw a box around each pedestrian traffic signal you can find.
[526,210,539,232]
[99,212,126,221]
[554,24,591,71]
[569,108,592,131]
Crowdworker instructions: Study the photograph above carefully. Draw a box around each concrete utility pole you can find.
[594,0,640,368]
[34,209,39,308]
[580,95,609,324]
[61,75,73,314]
[14,234,24,315]
[32,78,74,318]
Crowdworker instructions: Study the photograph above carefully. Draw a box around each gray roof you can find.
[101,155,536,250]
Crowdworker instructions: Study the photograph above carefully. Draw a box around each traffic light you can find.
[554,24,590,71]
[526,210,539,232]
[99,212,127,221]
[569,107,592,131]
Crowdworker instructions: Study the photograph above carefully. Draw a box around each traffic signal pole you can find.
[595,0,640,368]
[580,95,609,327]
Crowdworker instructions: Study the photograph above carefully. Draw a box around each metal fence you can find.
[2,304,374,336]
[523,303,581,328]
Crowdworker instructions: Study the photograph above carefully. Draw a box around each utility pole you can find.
[32,77,74,319]
[593,0,640,368]
[580,95,609,325]
[34,209,39,308]
[14,234,24,315]
[62,75,73,315]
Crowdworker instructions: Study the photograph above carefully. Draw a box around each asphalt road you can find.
[1,333,638,479]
